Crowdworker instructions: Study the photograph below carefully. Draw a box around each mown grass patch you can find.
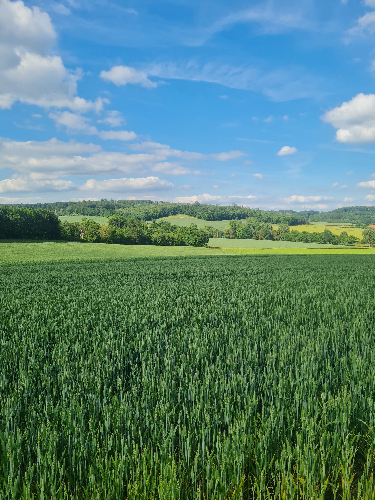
[59,215,109,225]
[0,241,228,264]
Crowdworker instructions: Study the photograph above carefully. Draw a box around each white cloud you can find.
[277,146,297,156]
[49,111,137,140]
[332,182,338,187]
[365,194,375,201]
[343,197,355,202]
[284,195,333,203]
[358,180,375,188]
[212,151,245,161]
[32,113,42,118]
[0,173,175,194]
[263,115,274,122]
[97,110,125,127]
[322,93,375,143]
[130,141,245,162]
[52,3,71,15]
[0,174,76,193]
[219,95,228,99]
[244,160,253,165]
[1,138,101,157]
[81,176,174,192]
[188,3,314,48]
[145,61,322,102]
[0,0,103,111]
[98,130,137,141]
[99,66,159,89]
[347,171,353,174]
[0,138,245,182]
[151,162,191,175]
[348,11,375,36]
[365,0,375,7]
[173,193,256,204]
[253,173,263,180]
[339,185,348,189]
[283,115,289,120]
[0,195,42,203]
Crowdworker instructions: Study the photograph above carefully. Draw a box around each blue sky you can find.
[2,0,375,210]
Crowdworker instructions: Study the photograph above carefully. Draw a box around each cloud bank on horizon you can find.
[1,0,375,210]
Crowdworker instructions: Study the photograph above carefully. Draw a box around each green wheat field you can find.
[2,249,375,498]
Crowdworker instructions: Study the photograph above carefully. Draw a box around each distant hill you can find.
[309,206,375,226]
[3,199,310,225]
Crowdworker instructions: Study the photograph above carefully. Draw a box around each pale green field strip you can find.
[157,215,231,230]
[221,247,375,255]
[0,242,229,263]
[59,215,109,225]
[1,241,375,264]
[208,238,350,249]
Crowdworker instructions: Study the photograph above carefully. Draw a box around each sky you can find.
[2,0,375,210]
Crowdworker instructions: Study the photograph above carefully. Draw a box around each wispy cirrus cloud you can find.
[144,61,323,102]
[181,1,315,47]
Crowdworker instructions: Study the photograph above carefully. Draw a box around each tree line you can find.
[3,199,153,217]
[213,219,361,246]
[0,206,209,247]
[3,199,310,224]
[60,217,209,247]
[309,206,375,226]
[2,206,375,247]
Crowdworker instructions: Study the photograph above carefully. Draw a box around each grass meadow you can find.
[59,215,109,225]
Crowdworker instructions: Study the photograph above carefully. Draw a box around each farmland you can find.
[59,215,109,225]
[288,223,363,239]
[2,254,375,498]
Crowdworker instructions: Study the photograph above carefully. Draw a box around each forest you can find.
[4,199,309,224]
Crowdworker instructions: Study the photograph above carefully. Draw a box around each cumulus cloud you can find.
[0,0,103,111]
[150,162,191,175]
[253,173,263,180]
[348,11,375,36]
[365,0,375,7]
[49,111,137,140]
[0,138,215,177]
[358,180,375,188]
[365,194,375,201]
[343,197,355,202]
[322,93,375,143]
[97,110,125,127]
[263,115,274,123]
[81,176,174,192]
[99,66,159,89]
[284,195,333,203]
[0,174,76,193]
[0,173,174,194]
[277,146,297,156]
[0,138,246,185]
